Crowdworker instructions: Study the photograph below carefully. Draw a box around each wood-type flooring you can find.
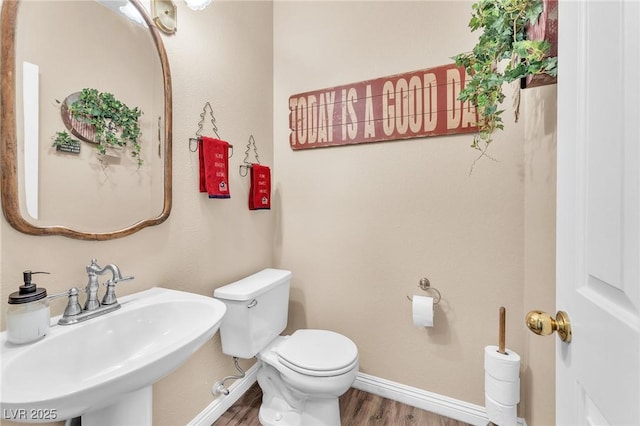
[213,383,472,426]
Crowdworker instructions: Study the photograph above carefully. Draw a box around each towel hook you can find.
[240,135,261,177]
[406,277,441,304]
[189,102,233,157]
[196,101,220,139]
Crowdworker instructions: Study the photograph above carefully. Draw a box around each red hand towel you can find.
[249,164,271,210]
[199,136,231,199]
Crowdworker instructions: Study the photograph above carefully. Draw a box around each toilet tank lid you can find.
[214,268,292,301]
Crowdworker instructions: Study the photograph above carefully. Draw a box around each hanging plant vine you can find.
[54,88,143,166]
[453,0,557,159]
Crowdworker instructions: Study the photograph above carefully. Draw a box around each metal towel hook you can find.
[406,277,441,304]
[239,135,261,177]
[188,102,233,157]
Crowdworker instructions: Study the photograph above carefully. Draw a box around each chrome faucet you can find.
[51,259,134,325]
[85,259,128,310]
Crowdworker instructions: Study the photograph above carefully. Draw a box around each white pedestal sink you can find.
[1,287,227,424]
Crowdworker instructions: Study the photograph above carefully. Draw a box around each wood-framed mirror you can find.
[1,0,172,240]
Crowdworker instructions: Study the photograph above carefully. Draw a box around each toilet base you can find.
[257,362,343,426]
[259,399,340,426]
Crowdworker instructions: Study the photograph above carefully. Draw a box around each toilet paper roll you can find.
[484,344,520,421]
[484,345,521,382]
[412,295,434,327]
[485,372,520,405]
[485,393,518,426]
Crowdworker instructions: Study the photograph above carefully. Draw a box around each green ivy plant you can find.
[55,88,143,166]
[453,0,557,157]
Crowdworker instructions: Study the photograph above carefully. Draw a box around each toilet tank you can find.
[213,268,291,359]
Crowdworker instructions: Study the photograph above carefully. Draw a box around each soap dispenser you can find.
[6,271,51,344]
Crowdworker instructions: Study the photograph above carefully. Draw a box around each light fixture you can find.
[152,0,177,34]
[184,0,212,11]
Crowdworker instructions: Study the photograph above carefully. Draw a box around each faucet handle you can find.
[63,288,83,317]
[101,276,134,305]
[102,283,117,305]
[49,287,83,318]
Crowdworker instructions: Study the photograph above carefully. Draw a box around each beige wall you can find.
[273,1,555,424]
[522,84,557,426]
[1,1,556,425]
[0,1,273,425]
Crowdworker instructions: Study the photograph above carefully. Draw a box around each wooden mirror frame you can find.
[1,0,172,240]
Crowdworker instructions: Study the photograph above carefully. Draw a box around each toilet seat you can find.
[277,329,358,377]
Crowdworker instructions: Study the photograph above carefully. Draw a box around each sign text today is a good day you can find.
[289,63,478,150]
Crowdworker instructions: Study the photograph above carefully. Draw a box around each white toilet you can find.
[214,268,359,426]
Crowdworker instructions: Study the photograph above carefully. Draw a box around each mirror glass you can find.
[1,0,172,240]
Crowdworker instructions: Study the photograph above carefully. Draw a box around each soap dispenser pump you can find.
[7,271,51,344]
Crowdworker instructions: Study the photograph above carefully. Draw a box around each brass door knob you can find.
[525,310,572,343]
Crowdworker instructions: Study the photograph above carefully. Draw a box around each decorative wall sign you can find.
[61,92,97,144]
[289,63,478,150]
[55,142,81,154]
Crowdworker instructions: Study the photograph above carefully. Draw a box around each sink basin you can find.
[1,287,226,423]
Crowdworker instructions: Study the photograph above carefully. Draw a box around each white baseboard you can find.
[188,363,259,426]
[353,372,527,426]
[190,367,527,426]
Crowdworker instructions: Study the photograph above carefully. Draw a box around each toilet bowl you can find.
[214,269,359,426]
[257,330,358,425]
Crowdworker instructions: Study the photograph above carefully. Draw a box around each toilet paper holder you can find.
[406,277,441,304]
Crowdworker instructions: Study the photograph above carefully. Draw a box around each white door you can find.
[556,0,640,424]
